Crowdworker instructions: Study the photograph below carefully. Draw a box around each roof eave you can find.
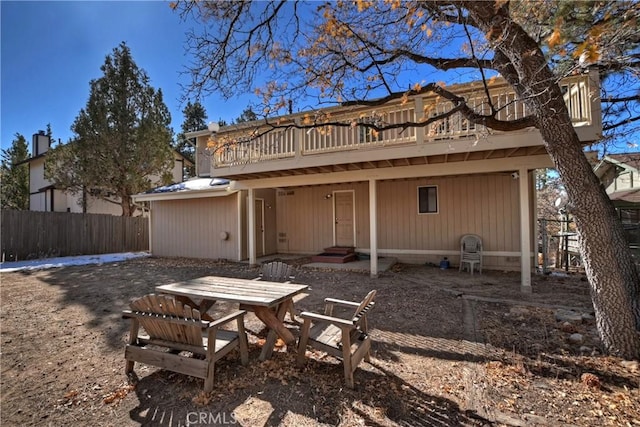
[132,187,238,202]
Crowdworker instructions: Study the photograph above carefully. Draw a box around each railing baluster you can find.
[211,75,592,168]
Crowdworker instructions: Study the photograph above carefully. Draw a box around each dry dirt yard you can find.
[1,257,638,427]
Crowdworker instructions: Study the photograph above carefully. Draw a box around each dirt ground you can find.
[1,257,638,427]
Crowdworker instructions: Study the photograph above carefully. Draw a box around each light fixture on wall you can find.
[208,121,220,134]
[324,194,333,200]
[511,172,520,180]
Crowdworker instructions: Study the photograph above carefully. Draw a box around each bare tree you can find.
[174,0,640,359]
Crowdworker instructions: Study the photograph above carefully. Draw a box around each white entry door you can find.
[334,191,355,247]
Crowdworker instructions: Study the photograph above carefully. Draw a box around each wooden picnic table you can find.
[156,276,308,360]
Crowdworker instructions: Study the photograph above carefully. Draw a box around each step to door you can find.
[321,246,355,255]
[310,252,358,263]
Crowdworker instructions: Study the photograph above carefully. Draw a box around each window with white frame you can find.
[418,185,438,214]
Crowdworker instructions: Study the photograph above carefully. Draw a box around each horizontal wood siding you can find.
[1,210,148,260]
[150,195,239,260]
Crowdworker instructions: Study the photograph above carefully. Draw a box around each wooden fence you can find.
[1,210,149,261]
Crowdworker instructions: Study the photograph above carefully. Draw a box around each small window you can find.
[418,185,438,214]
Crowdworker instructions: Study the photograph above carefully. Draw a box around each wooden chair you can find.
[255,261,297,321]
[296,290,376,389]
[123,294,249,392]
[459,234,483,275]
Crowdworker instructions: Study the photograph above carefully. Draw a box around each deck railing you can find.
[212,74,595,167]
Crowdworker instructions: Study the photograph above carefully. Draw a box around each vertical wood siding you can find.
[276,183,370,253]
[276,174,522,267]
[255,189,278,256]
[377,175,520,252]
[150,195,239,260]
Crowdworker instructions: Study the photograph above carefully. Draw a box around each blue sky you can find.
[1,0,254,151]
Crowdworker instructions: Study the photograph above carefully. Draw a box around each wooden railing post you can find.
[414,97,425,145]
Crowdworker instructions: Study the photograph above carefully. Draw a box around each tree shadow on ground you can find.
[127,347,489,427]
[28,257,263,350]
[21,256,634,395]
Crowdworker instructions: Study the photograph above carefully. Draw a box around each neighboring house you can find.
[594,153,640,258]
[23,131,191,216]
[133,69,602,289]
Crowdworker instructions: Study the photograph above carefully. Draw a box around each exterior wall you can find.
[30,191,48,212]
[276,174,525,269]
[149,195,240,260]
[239,189,278,260]
[276,182,370,254]
[256,188,278,256]
[66,194,124,216]
[28,158,47,195]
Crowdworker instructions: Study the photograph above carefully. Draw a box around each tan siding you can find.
[254,189,277,255]
[276,183,369,253]
[272,174,524,269]
[150,196,239,260]
[375,175,521,267]
[239,191,247,259]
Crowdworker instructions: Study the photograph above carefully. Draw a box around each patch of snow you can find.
[0,252,151,273]
[147,178,229,194]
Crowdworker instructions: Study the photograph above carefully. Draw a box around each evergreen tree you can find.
[45,42,174,216]
[233,106,258,124]
[175,100,208,179]
[0,133,30,210]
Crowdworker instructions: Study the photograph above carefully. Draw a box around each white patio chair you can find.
[459,234,483,275]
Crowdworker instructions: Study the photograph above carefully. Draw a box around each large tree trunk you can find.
[467,2,640,359]
[538,106,640,359]
[120,195,134,217]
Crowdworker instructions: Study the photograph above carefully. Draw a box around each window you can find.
[418,185,438,214]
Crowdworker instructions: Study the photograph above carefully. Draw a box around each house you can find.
[594,153,640,258]
[24,131,191,216]
[132,69,602,290]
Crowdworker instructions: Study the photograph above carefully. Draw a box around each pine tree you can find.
[175,100,208,179]
[0,134,30,210]
[45,42,174,216]
[233,106,258,124]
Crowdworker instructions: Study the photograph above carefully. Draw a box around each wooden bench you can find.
[123,294,249,392]
[296,290,376,388]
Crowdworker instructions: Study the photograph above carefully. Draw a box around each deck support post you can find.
[248,188,257,266]
[369,178,378,278]
[519,167,532,293]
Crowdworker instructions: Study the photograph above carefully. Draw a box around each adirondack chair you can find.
[255,261,297,321]
[459,234,483,275]
[123,294,249,392]
[296,290,376,389]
